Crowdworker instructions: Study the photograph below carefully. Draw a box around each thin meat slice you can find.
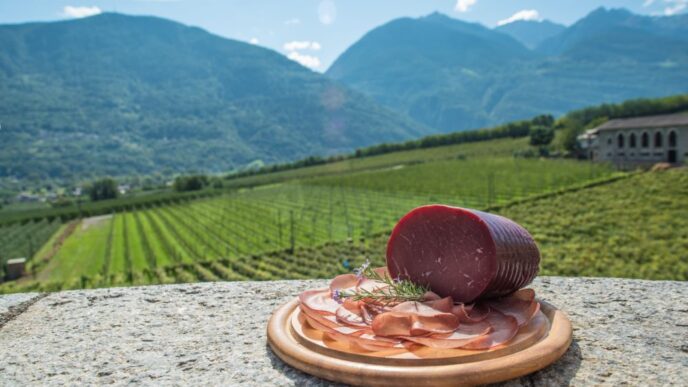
[330,274,360,293]
[299,289,340,314]
[357,277,389,293]
[300,302,342,330]
[424,297,454,313]
[299,289,347,330]
[461,310,519,350]
[402,320,491,349]
[372,301,459,337]
[303,313,401,351]
[335,306,368,327]
[335,299,369,327]
[372,266,390,278]
[487,289,539,327]
[422,291,442,301]
[452,303,490,323]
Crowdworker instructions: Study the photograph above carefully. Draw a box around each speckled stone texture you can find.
[0,292,38,316]
[0,277,686,386]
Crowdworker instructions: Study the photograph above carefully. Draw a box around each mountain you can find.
[0,13,424,182]
[327,8,688,133]
[327,12,533,131]
[495,20,565,49]
[537,8,688,62]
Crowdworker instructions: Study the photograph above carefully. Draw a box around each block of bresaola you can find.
[386,205,540,303]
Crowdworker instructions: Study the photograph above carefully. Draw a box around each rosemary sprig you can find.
[338,263,429,306]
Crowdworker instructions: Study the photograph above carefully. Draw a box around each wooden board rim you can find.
[267,298,573,386]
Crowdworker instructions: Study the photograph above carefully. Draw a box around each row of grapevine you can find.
[0,219,62,278]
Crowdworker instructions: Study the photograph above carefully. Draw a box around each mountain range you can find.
[0,13,422,182]
[1,7,687,184]
[494,20,565,49]
[328,8,688,133]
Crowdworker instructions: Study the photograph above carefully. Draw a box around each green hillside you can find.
[0,13,423,184]
[327,8,688,133]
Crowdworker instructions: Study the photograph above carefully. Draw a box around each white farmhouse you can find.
[580,113,687,167]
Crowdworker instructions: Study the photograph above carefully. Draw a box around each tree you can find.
[88,178,119,201]
[529,126,555,147]
[173,175,208,192]
[531,114,555,128]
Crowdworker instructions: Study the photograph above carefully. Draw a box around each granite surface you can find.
[0,277,686,386]
[0,292,38,316]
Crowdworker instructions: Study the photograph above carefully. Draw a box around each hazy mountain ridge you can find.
[327,8,688,133]
[0,13,424,181]
[495,20,565,49]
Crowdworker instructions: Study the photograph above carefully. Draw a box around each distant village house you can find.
[579,113,687,167]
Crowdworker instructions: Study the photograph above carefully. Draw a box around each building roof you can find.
[595,113,688,131]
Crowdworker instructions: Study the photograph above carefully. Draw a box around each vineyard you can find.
[0,219,62,278]
[5,167,684,294]
[0,149,619,292]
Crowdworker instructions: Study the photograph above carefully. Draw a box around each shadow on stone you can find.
[266,342,343,386]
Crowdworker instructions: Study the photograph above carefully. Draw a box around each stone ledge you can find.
[0,277,686,386]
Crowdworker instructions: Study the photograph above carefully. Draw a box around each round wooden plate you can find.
[267,298,572,386]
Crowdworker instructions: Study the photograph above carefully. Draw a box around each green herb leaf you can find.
[339,264,428,305]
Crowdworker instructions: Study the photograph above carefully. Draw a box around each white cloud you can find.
[318,0,337,25]
[62,5,102,18]
[249,37,260,45]
[284,18,301,25]
[455,0,477,13]
[283,41,321,51]
[497,9,542,26]
[287,51,321,69]
[284,40,322,69]
[664,0,687,15]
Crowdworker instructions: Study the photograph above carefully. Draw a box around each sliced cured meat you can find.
[402,320,491,349]
[335,305,368,327]
[371,301,459,337]
[386,205,540,303]
[422,291,442,301]
[357,277,389,293]
[487,289,540,327]
[452,303,490,323]
[330,274,360,293]
[423,296,454,313]
[370,313,412,337]
[461,310,519,350]
[299,289,340,314]
[372,266,390,278]
[303,313,401,351]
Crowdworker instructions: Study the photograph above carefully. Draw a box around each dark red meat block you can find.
[386,205,540,303]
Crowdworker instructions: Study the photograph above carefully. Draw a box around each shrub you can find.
[87,178,118,201]
[529,126,555,147]
[173,175,208,192]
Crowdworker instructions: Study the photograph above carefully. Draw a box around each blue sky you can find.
[0,0,685,71]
